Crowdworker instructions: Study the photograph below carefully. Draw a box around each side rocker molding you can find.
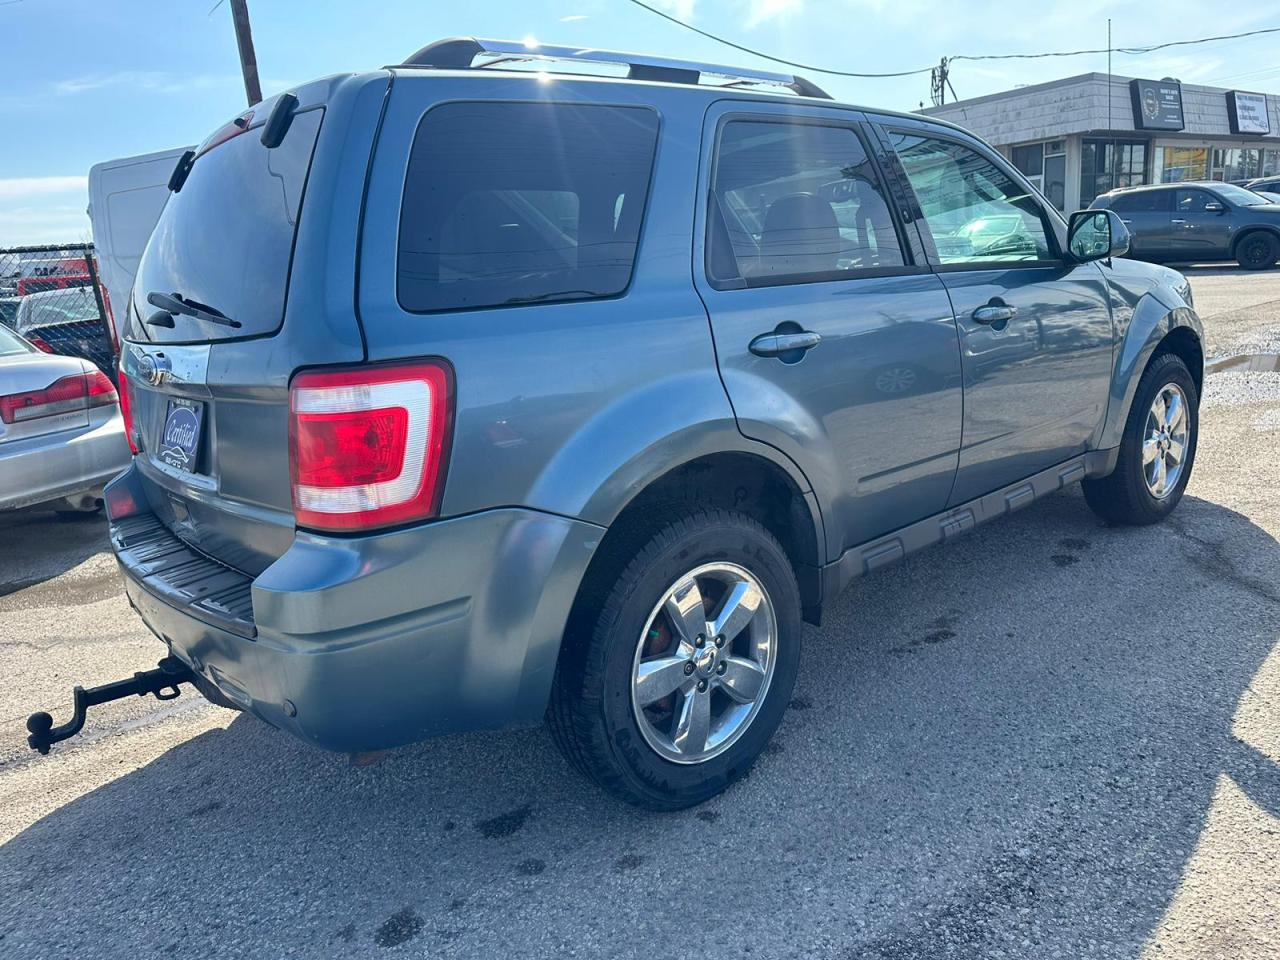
[820,449,1117,601]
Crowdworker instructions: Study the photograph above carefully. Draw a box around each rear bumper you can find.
[0,410,130,510]
[105,465,601,752]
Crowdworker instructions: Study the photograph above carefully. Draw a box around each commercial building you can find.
[920,73,1280,213]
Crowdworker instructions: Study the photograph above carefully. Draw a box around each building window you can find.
[1154,145,1209,184]
[1010,140,1067,211]
[1080,139,1149,205]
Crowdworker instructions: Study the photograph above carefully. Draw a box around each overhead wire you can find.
[623,1,1280,82]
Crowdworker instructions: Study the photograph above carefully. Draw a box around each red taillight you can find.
[289,361,453,532]
[0,369,118,424]
[28,336,54,354]
[117,370,139,453]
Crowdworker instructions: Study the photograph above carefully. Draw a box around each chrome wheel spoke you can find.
[718,656,766,704]
[672,688,711,756]
[1151,394,1166,428]
[635,657,692,707]
[1142,438,1159,465]
[1153,456,1168,495]
[1164,393,1184,431]
[664,578,708,646]
[711,578,762,645]
[1166,439,1184,464]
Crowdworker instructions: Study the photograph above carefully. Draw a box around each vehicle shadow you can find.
[0,509,111,604]
[1,489,1276,959]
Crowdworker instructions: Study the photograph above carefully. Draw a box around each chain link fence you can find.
[0,243,117,378]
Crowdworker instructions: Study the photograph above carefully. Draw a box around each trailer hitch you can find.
[26,656,195,755]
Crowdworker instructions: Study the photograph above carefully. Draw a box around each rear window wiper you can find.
[146,292,241,329]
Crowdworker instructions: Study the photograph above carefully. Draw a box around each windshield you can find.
[129,106,323,343]
[1214,183,1272,206]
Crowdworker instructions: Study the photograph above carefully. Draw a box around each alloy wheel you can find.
[630,562,777,765]
[1143,383,1190,499]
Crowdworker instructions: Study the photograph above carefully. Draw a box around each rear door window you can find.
[397,102,659,313]
[707,119,905,287]
[1112,190,1171,213]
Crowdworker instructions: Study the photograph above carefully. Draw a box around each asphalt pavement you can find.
[0,267,1277,959]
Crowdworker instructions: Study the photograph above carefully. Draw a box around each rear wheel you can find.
[1236,231,1279,270]
[548,508,801,810]
[1083,352,1198,526]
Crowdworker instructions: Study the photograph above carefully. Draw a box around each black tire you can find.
[1236,231,1279,271]
[1083,352,1198,526]
[548,508,801,810]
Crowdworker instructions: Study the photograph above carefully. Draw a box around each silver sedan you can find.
[0,324,130,512]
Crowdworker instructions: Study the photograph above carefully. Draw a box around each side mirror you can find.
[1068,209,1130,263]
[1203,201,1226,213]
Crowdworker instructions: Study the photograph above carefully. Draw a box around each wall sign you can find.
[1130,79,1185,131]
[1227,91,1271,135]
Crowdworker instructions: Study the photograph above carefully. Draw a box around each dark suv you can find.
[1091,181,1280,269]
[77,39,1202,808]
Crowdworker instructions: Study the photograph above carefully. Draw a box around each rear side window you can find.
[708,119,905,287]
[397,102,660,313]
[1112,191,1170,213]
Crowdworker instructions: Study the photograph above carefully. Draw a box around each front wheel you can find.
[1083,351,1199,526]
[548,508,801,810]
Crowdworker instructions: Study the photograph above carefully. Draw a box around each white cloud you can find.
[745,0,803,28]
[54,71,237,96]
[651,0,698,19]
[0,176,88,203]
[560,14,589,22]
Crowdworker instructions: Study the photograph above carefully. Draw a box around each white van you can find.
[87,147,192,328]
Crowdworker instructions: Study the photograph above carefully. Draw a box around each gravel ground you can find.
[0,268,1277,959]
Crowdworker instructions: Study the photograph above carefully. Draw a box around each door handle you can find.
[972,303,1017,325]
[749,330,822,358]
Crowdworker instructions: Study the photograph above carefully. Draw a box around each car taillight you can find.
[28,336,54,354]
[0,369,118,424]
[289,360,453,532]
[117,370,139,453]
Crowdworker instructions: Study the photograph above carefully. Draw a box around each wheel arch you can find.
[1099,292,1204,451]
[1230,224,1280,261]
[563,450,829,646]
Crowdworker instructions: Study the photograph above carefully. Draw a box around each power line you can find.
[621,0,934,77]
[623,1,1280,82]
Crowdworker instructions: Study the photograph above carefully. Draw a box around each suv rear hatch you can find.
[119,77,385,576]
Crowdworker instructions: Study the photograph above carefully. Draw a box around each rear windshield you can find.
[397,102,660,313]
[129,107,323,342]
[0,324,33,356]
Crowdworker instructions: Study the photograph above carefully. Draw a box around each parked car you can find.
[0,296,18,327]
[1245,175,1280,193]
[83,39,1201,808]
[1091,181,1280,269]
[0,324,130,512]
[13,285,115,374]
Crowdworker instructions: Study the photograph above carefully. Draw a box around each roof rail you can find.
[398,37,832,99]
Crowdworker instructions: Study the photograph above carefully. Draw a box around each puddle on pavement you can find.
[1206,353,1280,375]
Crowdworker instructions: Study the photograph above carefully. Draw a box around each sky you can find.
[2,0,1279,245]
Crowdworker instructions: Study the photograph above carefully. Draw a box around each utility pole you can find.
[230,0,263,107]
[1107,18,1114,194]
[931,57,957,107]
